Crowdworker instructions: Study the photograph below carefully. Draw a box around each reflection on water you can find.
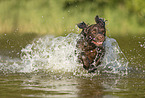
[0,72,144,98]
[0,33,144,98]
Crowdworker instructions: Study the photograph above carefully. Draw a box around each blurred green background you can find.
[0,0,145,36]
[0,0,145,57]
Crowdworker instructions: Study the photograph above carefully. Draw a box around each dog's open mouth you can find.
[91,33,105,46]
[92,41,103,46]
[96,42,103,45]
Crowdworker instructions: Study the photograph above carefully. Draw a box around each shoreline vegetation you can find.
[0,0,145,36]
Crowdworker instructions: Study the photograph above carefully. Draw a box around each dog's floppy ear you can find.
[77,22,87,29]
[95,15,106,27]
[95,15,100,24]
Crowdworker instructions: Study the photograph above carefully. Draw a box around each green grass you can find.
[0,0,145,36]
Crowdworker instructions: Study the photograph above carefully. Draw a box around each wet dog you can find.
[76,15,106,73]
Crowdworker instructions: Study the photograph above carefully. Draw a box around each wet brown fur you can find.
[76,15,106,73]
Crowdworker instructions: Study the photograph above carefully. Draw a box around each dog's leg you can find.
[88,48,105,73]
[82,56,90,70]
[95,51,105,65]
[80,52,90,70]
[88,55,101,73]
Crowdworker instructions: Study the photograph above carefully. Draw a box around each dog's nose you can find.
[98,35,104,40]
[97,34,104,40]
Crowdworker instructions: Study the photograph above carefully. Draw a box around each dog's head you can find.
[77,15,106,47]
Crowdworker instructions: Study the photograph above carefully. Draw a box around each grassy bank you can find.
[0,0,145,36]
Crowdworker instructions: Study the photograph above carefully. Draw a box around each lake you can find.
[0,33,144,98]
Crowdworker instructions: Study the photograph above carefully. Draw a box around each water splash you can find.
[100,37,128,75]
[0,33,128,75]
[20,33,80,73]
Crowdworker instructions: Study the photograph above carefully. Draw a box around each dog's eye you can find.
[92,31,96,34]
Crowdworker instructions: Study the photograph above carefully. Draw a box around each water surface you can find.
[0,33,144,98]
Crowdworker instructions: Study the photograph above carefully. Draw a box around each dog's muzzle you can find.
[92,33,105,46]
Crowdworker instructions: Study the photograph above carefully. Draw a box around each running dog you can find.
[76,15,106,73]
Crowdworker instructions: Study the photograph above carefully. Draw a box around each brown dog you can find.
[76,15,106,73]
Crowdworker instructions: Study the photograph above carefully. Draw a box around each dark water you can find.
[0,33,144,98]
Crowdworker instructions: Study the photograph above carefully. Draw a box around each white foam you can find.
[20,33,80,73]
[0,33,128,75]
